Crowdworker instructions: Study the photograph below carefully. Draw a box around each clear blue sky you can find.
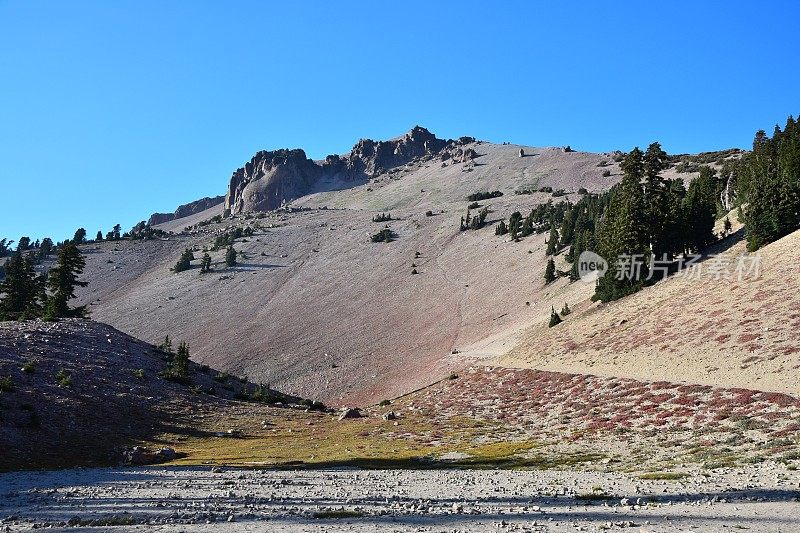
[1,1,798,243]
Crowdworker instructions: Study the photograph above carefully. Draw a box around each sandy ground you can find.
[1,465,798,532]
[500,226,800,397]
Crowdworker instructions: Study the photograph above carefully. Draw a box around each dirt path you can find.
[1,465,798,531]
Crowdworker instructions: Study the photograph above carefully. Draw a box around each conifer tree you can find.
[38,238,53,259]
[594,147,649,302]
[173,342,190,378]
[43,243,87,318]
[495,220,508,236]
[0,253,45,320]
[544,257,556,284]
[96,231,103,241]
[546,226,559,255]
[72,228,87,245]
[561,302,571,316]
[225,245,237,267]
[548,306,562,327]
[173,249,195,273]
[683,166,718,252]
[200,253,212,273]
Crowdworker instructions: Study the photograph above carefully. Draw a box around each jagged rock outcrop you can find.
[148,195,225,226]
[224,126,474,215]
[225,149,322,214]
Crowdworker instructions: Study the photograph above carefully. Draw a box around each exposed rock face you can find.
[224,126,473,215]
[225,149,322,213]
[148,195,225,226]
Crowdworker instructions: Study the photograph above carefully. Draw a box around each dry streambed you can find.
[1,465,799,532]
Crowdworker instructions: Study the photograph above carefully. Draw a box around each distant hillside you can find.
[148,195,225,226]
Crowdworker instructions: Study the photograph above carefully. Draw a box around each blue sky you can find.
[1,1,798,242]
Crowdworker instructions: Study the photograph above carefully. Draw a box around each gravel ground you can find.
[1,465,799,532]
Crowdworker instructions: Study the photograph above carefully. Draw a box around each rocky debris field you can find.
[1,465,798,532]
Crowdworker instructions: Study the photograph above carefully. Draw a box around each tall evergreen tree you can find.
[38,238,54,259]
[738,116,800,251]
[44,243,88,319]
[0,253,45,320]
[225,246,237,267]
[683,166,718,252]
[546,226,559,255]
[200,253,212,273]
[594,148,649,302]
[16,237,31,252]
[72,228,87,245]
[544,257,556,284]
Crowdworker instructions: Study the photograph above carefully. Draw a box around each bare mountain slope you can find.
[74,137,627,405]
[498,227,800,396]
[70,129,735,406]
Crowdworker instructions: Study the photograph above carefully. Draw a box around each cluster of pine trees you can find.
[495,142,724,302]
[460,206,489,231]
[730,115,800,251]
[0,243,87,321]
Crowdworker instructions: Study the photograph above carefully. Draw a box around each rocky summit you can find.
[224,126,477,214]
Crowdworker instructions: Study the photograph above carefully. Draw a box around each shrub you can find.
[539,186,553,193]
[379,399,391,407]
[56,369,72,388]
[561,302,571,316]
[578,187,588,194]
[467,190,503,202]
[370,228,396,242]
[425,211,434,217]
[0,375,12,392]
[214,372,230,383]
[411,269,418,275]
[372,213,392,222]
[133,369,145,380]
[448,372,459,380]
[467,202,480,209]
[21,360,36,374]
[602,169,612,177]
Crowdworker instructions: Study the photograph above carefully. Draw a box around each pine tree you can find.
[683,166,718,252]
[738,116,800,251]
[96,231,103,241]
[159,335,173,354]
[495,220,508,236]
[546,226,559,255]
[544,257,556,284]
[548,306,562,327]
[43,243,87,319]
[173,341,190,378]
[0,253,45,320]
[225,246,237,267]
[72,228,87,245]
[173,249,195,273]
[38,238,53,259]
[561,302,571,316]
[200,253,212,273]
[723,216,732,238]
[594,147,649,302]
[16,237,31,252]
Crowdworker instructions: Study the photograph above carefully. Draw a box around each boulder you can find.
[338,407,363,420]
